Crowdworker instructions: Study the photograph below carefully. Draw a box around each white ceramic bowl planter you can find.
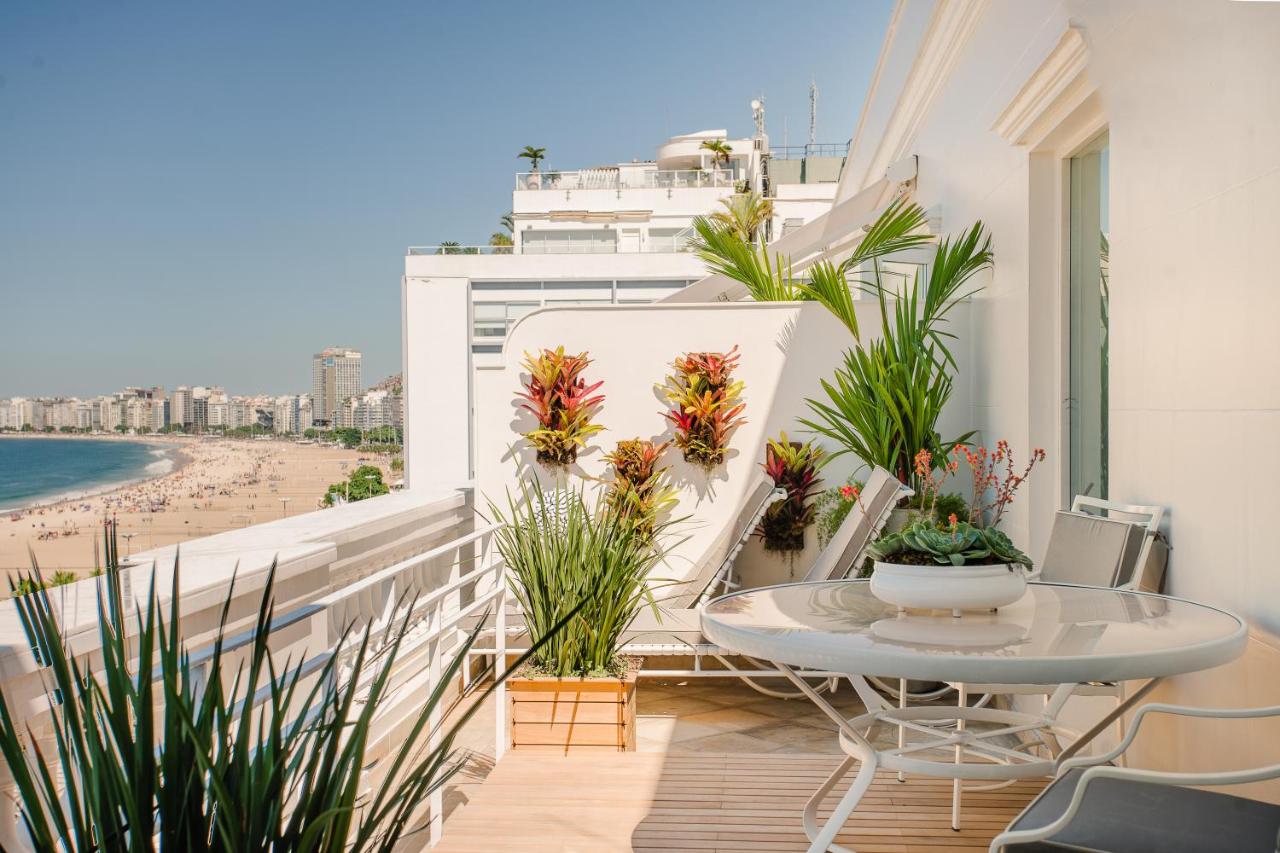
[870,562,1027,617]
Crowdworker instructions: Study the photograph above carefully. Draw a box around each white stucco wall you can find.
[472,302,866,593]
[850,0,1280,790]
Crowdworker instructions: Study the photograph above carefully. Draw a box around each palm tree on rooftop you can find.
[710,191,775,244]
[700,138,733,170]
[518,146,546,172]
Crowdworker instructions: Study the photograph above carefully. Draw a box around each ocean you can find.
[0,438,175,512]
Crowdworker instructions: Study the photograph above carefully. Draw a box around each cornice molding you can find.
[992,26,1091,146]
[857,0,989,189]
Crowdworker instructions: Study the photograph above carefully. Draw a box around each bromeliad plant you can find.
[661,346,746,470]
[603,438,678,539]
[492,482,680,679]
[517,346,605,468]
[758,433,824,552]
[0,521,574,853]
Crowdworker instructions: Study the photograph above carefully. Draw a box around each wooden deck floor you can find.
[435,751,1044,852]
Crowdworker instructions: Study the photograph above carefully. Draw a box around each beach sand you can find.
[2,437,391,577]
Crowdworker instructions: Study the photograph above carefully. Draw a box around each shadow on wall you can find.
[474,302,884,586]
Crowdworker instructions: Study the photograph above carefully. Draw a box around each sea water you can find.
[0,438,174,512]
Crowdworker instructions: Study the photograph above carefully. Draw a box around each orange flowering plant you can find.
[954,440,1046,528]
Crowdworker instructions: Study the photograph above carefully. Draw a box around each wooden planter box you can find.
[509,671,637,752]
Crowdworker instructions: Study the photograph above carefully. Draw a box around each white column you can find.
[402,276,473,490]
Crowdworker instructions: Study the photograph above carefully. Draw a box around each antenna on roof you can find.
[809,78,818,147]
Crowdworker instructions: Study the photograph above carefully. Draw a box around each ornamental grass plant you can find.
[491,482,681,679]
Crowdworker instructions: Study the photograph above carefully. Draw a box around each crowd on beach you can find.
[2,439,377,573]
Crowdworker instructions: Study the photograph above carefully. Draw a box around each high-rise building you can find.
[311,347,362,426]
[170,386,191,428]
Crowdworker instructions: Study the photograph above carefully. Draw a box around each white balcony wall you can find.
[470,300,972,594]
[848,0,1280,793]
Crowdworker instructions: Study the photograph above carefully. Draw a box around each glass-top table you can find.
[700,581,1248,853]
[701,580,1246,685]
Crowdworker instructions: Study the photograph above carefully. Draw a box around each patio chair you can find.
[619,466,907,696]
[933,499,1168,824]
[990,702,1280,852]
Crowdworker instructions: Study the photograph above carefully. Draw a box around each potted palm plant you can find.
[866,443,1045,616]
[492,482,677,752]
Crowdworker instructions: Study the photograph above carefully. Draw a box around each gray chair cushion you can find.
[1040,511,1146,587]
[1005,768,1280,852]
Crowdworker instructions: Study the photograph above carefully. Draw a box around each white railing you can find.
[406,245,513,256]
[0,522,510,850]
[515,169,736,191]
[407,239,696,256]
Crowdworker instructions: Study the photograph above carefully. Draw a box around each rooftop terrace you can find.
[436,679,1045,852]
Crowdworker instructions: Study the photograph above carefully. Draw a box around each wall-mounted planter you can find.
[661,346,746,470]
[509,671,637,752]
[516,347,604,468]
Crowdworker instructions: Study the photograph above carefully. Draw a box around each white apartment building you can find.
[403,122,846,483]
[97,397,121,432]
[273,395,298,435]
[169,386,191,428]
[312,347,362,426]
[337,388,400,431]
[297,394,313,432]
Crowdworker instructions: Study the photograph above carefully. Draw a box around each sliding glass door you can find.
[1068,132,1110,499]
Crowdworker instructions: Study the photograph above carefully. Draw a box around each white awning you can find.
[662,156,917,304]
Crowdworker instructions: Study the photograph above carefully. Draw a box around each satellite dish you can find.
[750,99,762,111]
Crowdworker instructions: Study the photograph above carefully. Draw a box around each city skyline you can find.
[0,1,892,396]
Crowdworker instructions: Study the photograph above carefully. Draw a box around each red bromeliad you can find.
[660,346,746,470]
[603,438,677,538]
[517,346,605,467]
[758,433,824,552]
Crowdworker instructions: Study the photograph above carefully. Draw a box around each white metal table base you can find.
[777,663,1160,853]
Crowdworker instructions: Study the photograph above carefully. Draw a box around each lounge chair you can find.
[618,467,906,695]
[990,702,1280,852]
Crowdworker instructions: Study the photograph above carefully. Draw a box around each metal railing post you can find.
[494,548,507,762]
[426,597,443,846]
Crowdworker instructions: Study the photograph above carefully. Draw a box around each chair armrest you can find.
[1060,703,1280,774]
[991,761,1280,852]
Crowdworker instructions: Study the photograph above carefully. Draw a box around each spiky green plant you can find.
[0,525,575,852]
[800,215,991,488]
[490,482,682,678]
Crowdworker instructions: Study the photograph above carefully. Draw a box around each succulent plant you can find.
[868,520,1032,569]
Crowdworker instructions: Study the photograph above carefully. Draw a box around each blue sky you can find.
[0,1,894,397]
